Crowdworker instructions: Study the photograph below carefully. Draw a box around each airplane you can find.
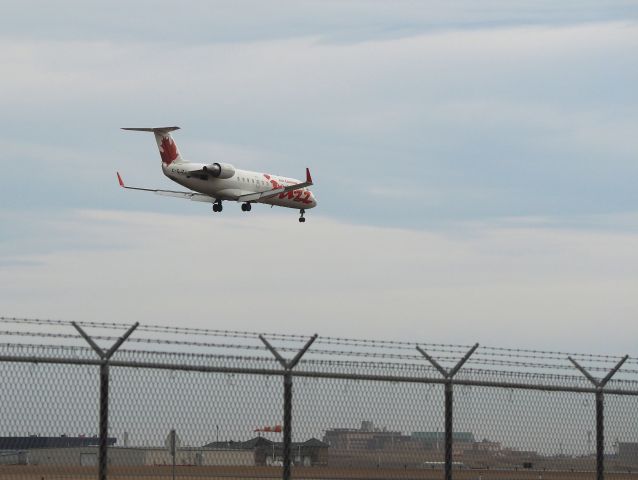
[117,126,317,222]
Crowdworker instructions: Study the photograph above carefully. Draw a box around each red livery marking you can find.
[263,174,314,205]
[264,173,283,190]
[277,189,314,204]
[302,191,313,204]
[160,136,179,165]
[279,190,294,200]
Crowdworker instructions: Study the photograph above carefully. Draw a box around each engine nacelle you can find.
[203,162,236,179]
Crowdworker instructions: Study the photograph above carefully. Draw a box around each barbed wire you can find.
[0,317,635,372]
[0,330,621,373]
[0,316,311,342]
[1,341,637,390]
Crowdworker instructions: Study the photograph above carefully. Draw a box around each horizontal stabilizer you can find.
[122,127,180,133]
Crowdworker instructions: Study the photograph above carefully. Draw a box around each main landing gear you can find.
[299,209,306,223]
[212,200,223,212]
[241,202,252,212]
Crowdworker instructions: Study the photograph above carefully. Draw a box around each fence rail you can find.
[0,316,637,480]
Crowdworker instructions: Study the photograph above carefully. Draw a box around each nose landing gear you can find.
[299,209,306,223]
[241,203,252,212]
[212,200,223,212]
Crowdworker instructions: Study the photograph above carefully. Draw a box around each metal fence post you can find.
[260,334,317,480]
[73,321,139,480]
[444,379,453,480]
[99,362,110,479]
[283,372,293,480]
[595,388,604,480]
[417,343,478,480]
[569,355,628,480]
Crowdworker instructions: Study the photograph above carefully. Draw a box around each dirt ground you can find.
[1,465,637,480]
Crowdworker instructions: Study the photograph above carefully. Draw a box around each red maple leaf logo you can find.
[160,136,179,164]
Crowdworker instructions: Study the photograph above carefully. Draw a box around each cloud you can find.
[1,22,636,132]
[1,209,636,354]
[2,0,637,44]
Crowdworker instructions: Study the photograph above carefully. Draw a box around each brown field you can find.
[0,465,637,480]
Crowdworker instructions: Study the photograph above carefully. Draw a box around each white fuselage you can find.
[163,163,317,210]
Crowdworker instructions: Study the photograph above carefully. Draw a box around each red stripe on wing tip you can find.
[117,172,124,187]
[306,168,313,184]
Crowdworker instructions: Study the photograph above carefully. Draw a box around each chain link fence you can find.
[0,317,637,480]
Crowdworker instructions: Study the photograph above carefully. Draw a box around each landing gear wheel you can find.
[298,209,306,223]
[213,201,223,213]
[241,203,252,212]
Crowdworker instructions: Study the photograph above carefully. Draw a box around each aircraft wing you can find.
[238,168,313,202]
[116,172,215,203]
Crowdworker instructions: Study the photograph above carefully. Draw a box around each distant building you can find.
[618,443,638,463]
[24,446,253,467]
[0,436,113,467]
[204,437,329,466]
[473,439,501,452]
[323,421,402,451]
[0,450,27,465]
[0,435,261,467]
[411,432,476,448]
[0,436,116,450]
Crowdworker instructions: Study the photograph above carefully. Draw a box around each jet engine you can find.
[203,162,236,179]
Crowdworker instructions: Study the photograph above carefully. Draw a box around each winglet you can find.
[116,172,125,188]
[306,168,313,185]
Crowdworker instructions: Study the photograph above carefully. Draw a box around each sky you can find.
[1,1,637,355]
